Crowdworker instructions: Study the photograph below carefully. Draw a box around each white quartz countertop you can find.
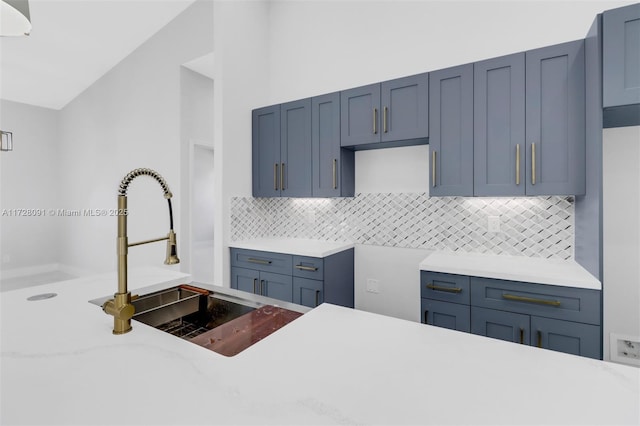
[420,251,602,290]
[229,238,354,257]
[2,268,637,425]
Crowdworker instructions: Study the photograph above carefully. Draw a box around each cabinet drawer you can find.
[230,248,292,275]
[420,271,470,304]
[292,255,324,280]
[421,299,470,332]
[470,277,600,325]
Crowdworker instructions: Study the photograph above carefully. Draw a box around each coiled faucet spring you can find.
[118,167,173,199]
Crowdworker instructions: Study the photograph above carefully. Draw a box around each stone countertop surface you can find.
[420,251,602,290]
[229,238,354,258]
[1,267,637,425]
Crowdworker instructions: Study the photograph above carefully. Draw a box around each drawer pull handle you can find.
[315,290,321,307]
[502,293,561,307]
[295,265,318,272]
[519,327,524,344]
[260,280,265,295]
[424,310,429,324]
[253,278,258,294]
[248,258,272,265]
[537,330,542,348]
[426,284,462,294]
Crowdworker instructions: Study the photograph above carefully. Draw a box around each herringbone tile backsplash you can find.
[230,194,574,260]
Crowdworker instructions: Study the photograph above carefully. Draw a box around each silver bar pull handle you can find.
[332,159,337,189]
[315,290,321,307]
[373,108,378,134]
[248,258,272,265]
[295,265,318,272]
[426,284,462,294]
[516,144,520,186]
[502,293,560,307]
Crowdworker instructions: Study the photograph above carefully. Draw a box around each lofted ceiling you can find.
[0,0,197,110]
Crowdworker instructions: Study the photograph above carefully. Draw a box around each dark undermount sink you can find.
[128,285,302,356]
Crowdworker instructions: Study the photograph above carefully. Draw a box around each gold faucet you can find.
[102,168,180,334]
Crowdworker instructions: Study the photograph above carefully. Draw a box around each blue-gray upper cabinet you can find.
[281,98,312,197]
[252,105,281,197]
[252,100,313,198]
[312,92,355,197]
[340,73,428,149]
[525,40,586,196]
[603,3,640,127]
[473,53,526,197]
[429,64,474,196]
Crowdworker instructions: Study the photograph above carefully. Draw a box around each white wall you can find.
[603,126,640,362]
[0,100,59,272]
[261,0,635,318]
[57,0,213,274]
[212,0,271,287]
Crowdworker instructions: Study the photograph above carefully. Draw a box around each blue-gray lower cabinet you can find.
[603,3,640,127]
[422,299,470,332]
[421,271,601,359]
[471,306,530,344]
[231,248,354,308]
[420,271,471,332]
[231,267,293,302]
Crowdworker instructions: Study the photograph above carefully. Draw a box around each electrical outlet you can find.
[617,339,640,359]
[305,209,316,224]
[610,333,640,366]
[366,278,380,294]
[487,216,501,233]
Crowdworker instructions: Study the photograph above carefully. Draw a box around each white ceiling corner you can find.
[0,0,197,110]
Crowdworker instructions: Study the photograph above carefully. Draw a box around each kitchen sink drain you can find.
[26,293,58,301]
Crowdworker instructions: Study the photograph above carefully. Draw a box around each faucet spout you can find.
[103,168,179,335]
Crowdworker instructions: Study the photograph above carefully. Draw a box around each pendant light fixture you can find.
[0,0,31,36]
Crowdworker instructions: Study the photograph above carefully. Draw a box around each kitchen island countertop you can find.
[1,268,637,425]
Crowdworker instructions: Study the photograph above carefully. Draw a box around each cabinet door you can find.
[252,105,281,197]
[380,73,429,143]
[525,40,585,196]
[471,306,530,344]
[340,84,381,147]
[531,316,601,359]
[429,64,474,196]
[281,98,312,197]
[422,299,470,332]
[474,53,526,196]
[293,277,324,308]
[603,3,640,108]
[231,267,260,295]
[260,271,293,302]
[312,92,354,197]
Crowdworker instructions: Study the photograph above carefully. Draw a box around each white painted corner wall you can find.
[602,126,640,363]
